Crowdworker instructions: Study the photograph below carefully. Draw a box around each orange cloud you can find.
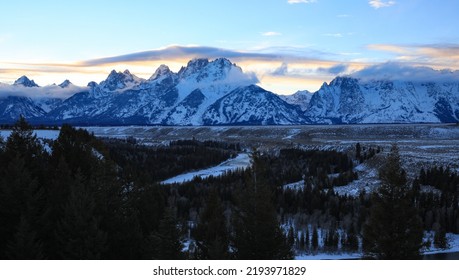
[2,44,457,94]
[367,43,459,69]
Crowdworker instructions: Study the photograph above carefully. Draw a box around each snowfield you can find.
[0,129,60,140]
[161,153,251,184]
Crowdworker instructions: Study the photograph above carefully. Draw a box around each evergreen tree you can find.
[153,208,183,259]
[356,143,362,161]
[363,144,423,259]
[4,116,43,162]
[311,227,319,252]
[287,226,295,249]
[0,155,45,258]
[55,174,107,259]
[344,227,359,252]
[232,150,293,259]
[299,230,306,251]
[5,216,44,259]
[434,227,448,249]
[194,189,229,259]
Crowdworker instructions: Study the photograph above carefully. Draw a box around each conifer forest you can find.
[0,118,458,260]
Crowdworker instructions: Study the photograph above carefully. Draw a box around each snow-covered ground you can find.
[161,153,251,184]
[294,233,459,260]
[333,162,380,197]
[282,180,305,191]
[296,252,362,260]
[0,129,59,140]
[423,232,459,255]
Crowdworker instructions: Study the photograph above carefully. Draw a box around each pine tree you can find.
[0,155,45,258]
[287,226,295,249]
[4,116,43,161]
[356,143,362,161]
[55,174,107,259]
[299,230,306,251]
[5,216,44,259]
[232,150,293,259]
[194,189,229,259]
[311,227,319,252]
[434,227,448,249]
[363,144,423,259]
[344,227,359,252]
[153,208,183,259]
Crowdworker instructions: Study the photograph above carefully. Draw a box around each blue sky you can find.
[1,0,458,94]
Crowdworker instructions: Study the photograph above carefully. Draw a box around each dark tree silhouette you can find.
[363,144,423,259]
[232,150,293,260]
[194,189,229,259]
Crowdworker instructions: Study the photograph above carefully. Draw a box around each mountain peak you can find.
[87,81,98,88]
[178,58,210,79]
[177,58,243,83]
[149,64,173,80]
[58,79,72,88]
[214,57,233,67]
[330,76,359,86]
[280,90,313,111]
[188,58,210,68]
[101,69,141,91]
[14,75,39,87]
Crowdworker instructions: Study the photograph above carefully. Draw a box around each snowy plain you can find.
[0,129,59,140]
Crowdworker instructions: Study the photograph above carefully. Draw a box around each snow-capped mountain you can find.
[44,58,267,125]
[0,96,46,122]
[280,90,313,111]
[202,85,309,125]
[1,58,459,125]
[58,80,72,88]
[306,76,459,124]
[13,76,39,87]
[0,78,87,122]
[99,70,144,92]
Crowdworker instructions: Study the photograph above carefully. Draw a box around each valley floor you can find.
[86,123,459,176]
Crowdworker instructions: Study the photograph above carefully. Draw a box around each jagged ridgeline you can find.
[1,58,459,125]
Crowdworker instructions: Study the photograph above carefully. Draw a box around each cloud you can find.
[369,0,395,9]
[81,45,291,66]
[272,62,289,76]
[0,45,383,94]
[318,64,348,75]
[323,33,344,38]
[262,31,282,37]
[350,62,459,83]
[1,45,351,95]
[0,83,87,100]
[79,45,348,69]
[367,43,459,69]
[287,0,317,4]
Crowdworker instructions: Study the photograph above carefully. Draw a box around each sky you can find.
[0,0,458,94]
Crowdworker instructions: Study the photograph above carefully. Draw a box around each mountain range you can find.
[1,58,458,125]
